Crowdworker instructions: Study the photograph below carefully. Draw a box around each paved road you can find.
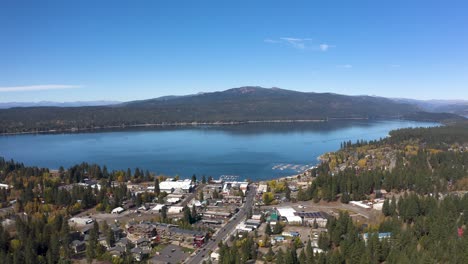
[181,184,205,207]
[186,186,257,264]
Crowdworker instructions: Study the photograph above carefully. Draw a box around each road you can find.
[186,186,257,264]
[181,184,205,207]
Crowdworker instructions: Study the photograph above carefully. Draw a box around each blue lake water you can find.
[0,120,438,181]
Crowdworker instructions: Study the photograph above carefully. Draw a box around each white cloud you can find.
[389,64,401,68]
[280,37,307,49]
[266,37,332,51]
[264,39,280,43]
[337,64,353,68]
[0,84,82,92]
[319,44,330,51]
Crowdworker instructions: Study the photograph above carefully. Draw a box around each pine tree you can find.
[299,248,307,264]
[106,227,115,248]
[154,178,160,196]
[382,198,391,216]
[265,222,272,235]
[276,248,285,264]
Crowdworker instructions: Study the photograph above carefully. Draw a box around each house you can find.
[258,184,268,194]
[110,225,123,241]
[244,219,261,229]
[252,214,262,220]
[80,226,93,235]
[131,247,150,261]
[202,211,232,219]
[115,238,130,249]
[71,240,86,253]
[222,195,243,204]
[126,222,157,242]
[211,252,220,261]
[108,246,126,257]
[136,237,152,249]
[138,204,151,211]
[362,232,392,243]
[193,235,206,247]
[0,183,10,189]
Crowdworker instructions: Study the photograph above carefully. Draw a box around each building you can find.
[294,211,329,227]
[258,184,268,193]
[244,219,261,229]
[136,237,152,250]
[362,232,392,243]
[111,207,125,214]
[222,181,249,194]
[159,179,193,193]
[166,197,181,204]
[277,207,303,225]
[126,222,158,243]
[282,231,300,237]
[222,195,243,204]
[151,204,166,212]
[193,235,206,247]
[71,240,86,253]
[0,183,10,189]
[108,246,126,257]
[131,247,150,261]
[69,217,94,225]
[167,206,184,214]
[202,211,232,219]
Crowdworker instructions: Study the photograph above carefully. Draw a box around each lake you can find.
[0,120,438,181]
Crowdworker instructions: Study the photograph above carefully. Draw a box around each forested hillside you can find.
[0,87,461,134]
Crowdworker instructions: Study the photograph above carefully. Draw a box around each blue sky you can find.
[1,0,467,102]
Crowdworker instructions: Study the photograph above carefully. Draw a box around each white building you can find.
[151,204,166,212]
[69,217,94,225]
[167,197,181,204]
[159,179,193,193]
[258,184,268,193]
[167,206,184,214]
[111,207,125,214]
[0,183,10,189]
[277,207,303,225]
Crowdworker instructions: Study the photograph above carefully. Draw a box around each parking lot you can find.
[150,244,190,264]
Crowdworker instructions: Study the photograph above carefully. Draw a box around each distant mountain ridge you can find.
[0,100,120,109]
[0,87,463,134]
[392,98,468,117]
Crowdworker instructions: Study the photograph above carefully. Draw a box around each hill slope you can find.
[0,87,461,134]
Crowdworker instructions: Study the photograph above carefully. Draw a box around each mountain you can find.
[0,100,120,109]
[392,98,468,117]
[0,87,462,134]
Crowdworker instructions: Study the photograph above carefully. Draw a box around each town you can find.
[0,167,390,264]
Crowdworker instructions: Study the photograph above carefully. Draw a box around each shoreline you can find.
[1,116,441,136]
[0,118,336,136]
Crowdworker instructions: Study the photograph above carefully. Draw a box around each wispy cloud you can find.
[0,84,82,92]
[319,44,330,51]
[389,64,401,68]
[264,38,280,44]
[336,64,353,68]
[265,37,333,51]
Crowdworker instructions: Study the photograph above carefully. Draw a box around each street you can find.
[186,186,257,264]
